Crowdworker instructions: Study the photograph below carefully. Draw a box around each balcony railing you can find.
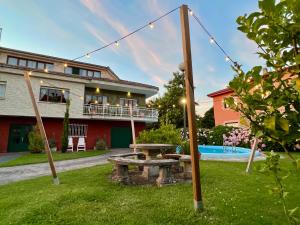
[83,104,158,121]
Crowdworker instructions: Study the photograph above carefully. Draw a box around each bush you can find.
[28,126,44,153]
[206,125,234,146]
[197,128,210,145]
[48,135,56,149]
[95,137,107,150]
[137,124,182,145]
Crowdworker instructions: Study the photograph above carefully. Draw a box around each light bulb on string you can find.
[64,63,68,67]
[40,80,43,84]
[209,37,215,44]
[189,9,193,16]
[28,71,32,75]
[225,56,230,62]
[80,96,84,100]
[44,68,48,73]
[115,41,120,47]
[62,89,65,94]
[149,22,154,29]
[86,53,90,58]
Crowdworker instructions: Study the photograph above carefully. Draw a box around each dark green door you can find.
[111,127,132,148]
[8,125,33,152]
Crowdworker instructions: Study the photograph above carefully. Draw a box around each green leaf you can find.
[259,0,275,14]
[264,116,276,130]
[283,192,289,198]
[295,54,300,65]
[289,207,299,216]
[277,118,289,132]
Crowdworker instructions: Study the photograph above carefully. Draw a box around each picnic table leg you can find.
[156,165,174,187]
[115,164,130,184]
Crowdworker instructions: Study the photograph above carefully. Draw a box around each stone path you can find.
[0,152,26,163]
[0,149,129,185]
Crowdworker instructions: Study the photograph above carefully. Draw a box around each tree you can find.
[149,71,200,128]
[61,100,70,153]
[150,71,185,127]
[226,0,300,161]
[226,1,300,223]
[198,107,215,129]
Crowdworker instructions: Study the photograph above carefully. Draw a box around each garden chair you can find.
[77,137,86,151]
[67,137,74,152]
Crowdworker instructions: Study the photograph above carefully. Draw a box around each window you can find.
[27,60,37,69]
[87,71,93,77]
[0,82,6,99]
[39,87,69,103]
[69,124,88,137]
[19,59,27,67]
[80,69,87,77]
[7,57,18,66]
[94,71,101,78]
[120,98,137,107]
[37,62,45,69]
[85,95,108,104]
[63,66,101,78]
[64,67,72,74]
[6,56,53,71]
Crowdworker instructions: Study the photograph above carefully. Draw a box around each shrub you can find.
[48,134,56,149]
[95,137,107,150]
[197,128,210,145]
[28,126,44,153]
[61,100,70,153]
[137,124,182,145]
[181,140,190,155]
[206,125,234,146]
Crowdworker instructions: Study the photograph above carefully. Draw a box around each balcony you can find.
[83,104,158,122]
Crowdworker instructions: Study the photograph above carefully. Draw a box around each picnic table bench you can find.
[108,156,179,186]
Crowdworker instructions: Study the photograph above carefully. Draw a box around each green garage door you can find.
[8,124,33,152]
[111,127,132,148]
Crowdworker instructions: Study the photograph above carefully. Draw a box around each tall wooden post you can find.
[129,104,136,152]
[180,5,203,211]
[24,71,59,184]
[246,138,258,173]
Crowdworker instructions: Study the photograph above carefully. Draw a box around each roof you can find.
[0,47,159,91]
[207,88,233,97]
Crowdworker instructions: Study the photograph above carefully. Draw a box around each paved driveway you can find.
[0,149,129,185]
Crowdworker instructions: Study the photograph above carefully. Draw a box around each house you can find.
[207,88,241,127]
[0,47,159,153]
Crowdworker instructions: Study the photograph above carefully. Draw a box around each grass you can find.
[0,154,299,225]
[0,150,109,167]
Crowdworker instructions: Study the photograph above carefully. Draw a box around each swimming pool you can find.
[198,145,263,161]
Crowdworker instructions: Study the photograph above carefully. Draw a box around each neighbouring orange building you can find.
[207,88,241,127]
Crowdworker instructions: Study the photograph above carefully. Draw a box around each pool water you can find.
[198,145,261,160]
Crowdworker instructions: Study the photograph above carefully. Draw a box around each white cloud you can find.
[80,0,179,87]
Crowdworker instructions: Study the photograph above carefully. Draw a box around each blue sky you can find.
[0,0,264,115]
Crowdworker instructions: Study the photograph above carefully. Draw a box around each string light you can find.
[96,87,100,93]
[44,68,48,73]
[86,53,90,58]
[28,71,32,75]
[115,41,120,47]
[64,63,68,67]
[209,37,215,44]
[189,9,193,16]
[71,6,180,61]
[40,80,43,84]
[62,89,65,94]
[225,56,230,62]
[149,22,154,29]
[95,100,98,104]
[127,91,131,97]
[80,96,84,100]
[172,104,176,108]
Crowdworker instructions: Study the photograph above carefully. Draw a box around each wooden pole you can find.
[129,104,136,152]
[180,4,203,211]
[24,71,59,184]
[246,138,258,173]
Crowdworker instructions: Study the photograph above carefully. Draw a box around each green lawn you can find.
[0,154,299,225]
[0,150,108,167]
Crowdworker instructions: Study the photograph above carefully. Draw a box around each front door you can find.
[8,124,33,152]
[111,127,132,148]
